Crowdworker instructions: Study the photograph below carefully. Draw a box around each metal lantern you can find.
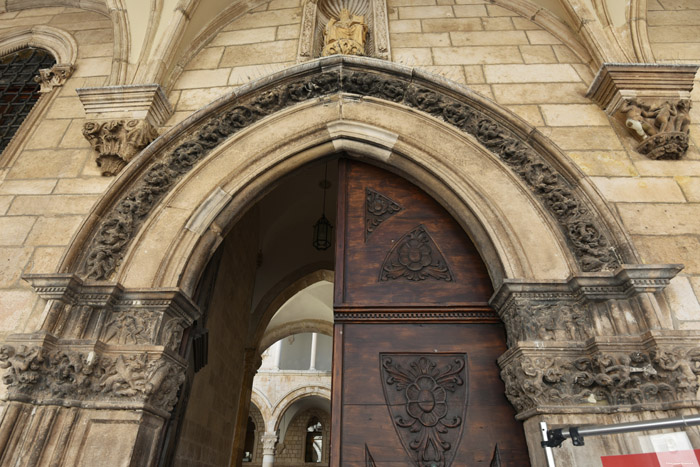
[313,163,333,251]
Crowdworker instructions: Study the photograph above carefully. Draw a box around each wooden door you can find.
[332,160,530,466]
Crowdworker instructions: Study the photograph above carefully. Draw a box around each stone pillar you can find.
[273,340,282,370]
[309,332,318,371]
[229,348,262,465]
[261,432,278,467]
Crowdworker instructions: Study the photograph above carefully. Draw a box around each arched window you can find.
[0,47,55,152]
[304,417,323,463]
[242,416,256,462]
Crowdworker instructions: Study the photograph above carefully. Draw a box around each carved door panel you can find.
[332,160,530,466]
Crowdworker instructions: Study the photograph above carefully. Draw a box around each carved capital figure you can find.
[82,119,159,176]
[322,8,368,56]
[34,64,74,93]
[261,433,278,456]
[619,98,692,160]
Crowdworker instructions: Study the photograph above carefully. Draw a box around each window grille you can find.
[0,47,55,152]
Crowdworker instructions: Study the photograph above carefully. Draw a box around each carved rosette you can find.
[82,119,159,176]
[381,354,467,467]
[380,225,452,282]
[0,345,184,413]
[34,64,74,93]
[365,187,402,240]
[499,347,700,417]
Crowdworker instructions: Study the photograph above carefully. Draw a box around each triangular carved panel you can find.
[365,187,402,241]
[380,353,468,467]
[379,225,453,281]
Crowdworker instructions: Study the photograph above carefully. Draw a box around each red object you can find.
[602,449,700,467]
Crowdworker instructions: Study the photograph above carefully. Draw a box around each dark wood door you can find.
[332,160,530,466]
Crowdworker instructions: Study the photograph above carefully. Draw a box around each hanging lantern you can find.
[313,163,333,251]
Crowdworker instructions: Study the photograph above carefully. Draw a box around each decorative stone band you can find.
[0,344,184,417]
[76,56,622,281]
[22,273,200,347]
[490,265,683,348]
[499,341,700,420]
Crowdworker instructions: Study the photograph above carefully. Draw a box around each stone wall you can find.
[275,408,330,465]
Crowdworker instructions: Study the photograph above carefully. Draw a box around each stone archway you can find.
[0,56,688,466]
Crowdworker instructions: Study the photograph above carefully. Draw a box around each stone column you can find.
[309,332,318,371]
[273,340,282,370]
[261,432,278,467]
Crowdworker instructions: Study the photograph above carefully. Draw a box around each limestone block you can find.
[392,48,433,66]
[0,217,36,245]
[617,203,700,235]
[526,30,561,44]
[0,180,57,195]
[0,248,33,286]
[665,276,700,321]
[546,127,623,150]
[591,177,685,202]
[450,31,528,46]
[0,196,11,215]
[0,288,36,332]
[16,7,64,16]
[419,66,466,84]
[653,43,700,61]
[506,105,544,126]
[269,0,301,9]
[433,46,522,65]
[73,29,113,45]
[568,151,639,177]
[174,69,231,90]
[552,44,582,63]
[53,178,111,195]
[26,246,65,274]
[223,9,301,31]
[184,47,224,70]
[634,160,700,176]
[463,65,484,83]
[453,5,488,17]
[7,149,87,179]
[482,17,515,30]
[24,119,70,149]
[228,64,288,86]
[24,215,84,246]
[647,10,700,26]
[486,4,517,16]
[276,24,300,40]
[220,40,297,67]
[60,120,92,149]
[388,0,434,6]
[676,176,700,201]
[0,16,52,29]
[398,6,454,19]
[512,17,540,30]
[73,57,111,77]
[46,97,86,119]
[492,83,589,104]
[211,27,277,47]
[421,18,482,32]
[520,45,557,64]
[633,235,700,274]
[484,64,580,83]
[77,43,112,59]
[388,20,421,33]
[7,195,98,216]
[540,104,610,126]
[390,33,450,47]
[176,87,230,111]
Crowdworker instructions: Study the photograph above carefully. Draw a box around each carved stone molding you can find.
[0,344,184,415]
[82,119,159,176]
[297,0,390,62]
[76,84,173,126]
[34,64,74,93]
[380,354,467,466]
[261,433,278,456]
[77,57,624,281]
[499,343,700,420]
[587,63,699,159]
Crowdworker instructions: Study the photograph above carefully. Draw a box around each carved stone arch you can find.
[630,0,655,62]
[270,386,332,434]
[250,389,273,432]
[0,25,77,68]
[259,321,334,356]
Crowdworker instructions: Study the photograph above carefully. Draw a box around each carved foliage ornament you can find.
[365,187,402,240]
[501,301,592,347]
[381,354,467,467]
[80,68,619,281]
[380,225,452,282]
[34,64,74,93]
[620,98,691,160]
[0,345,183,412]
[82,119,159,176]
[500,348,700,414]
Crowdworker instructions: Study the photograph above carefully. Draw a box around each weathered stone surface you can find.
[618,204,700,235]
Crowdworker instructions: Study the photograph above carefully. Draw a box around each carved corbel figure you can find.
[82,119,159,176]
[619,98,692,160]
[322,8,368,56]
[34,64,74,93]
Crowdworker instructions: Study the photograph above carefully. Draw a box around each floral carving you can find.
[82,119,159,176]
[381,354,467,467]
[80,64,620,280]
[500,348,700,415]
[380,225,452,282]
[365,188,402,240]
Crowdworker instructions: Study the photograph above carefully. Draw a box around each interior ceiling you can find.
[264,281,334,340]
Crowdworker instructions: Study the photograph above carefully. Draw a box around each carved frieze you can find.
[499,347,700,417]
[0,345,184,413]
[102,309,156,345]
[79,60,621,281]
[365,187,402,240]
[500,302,592,347]
[619,98,691,159]
[380,225,452,282]
[34,64,74,93]
[82,119,159,176]
[381,354,467,467]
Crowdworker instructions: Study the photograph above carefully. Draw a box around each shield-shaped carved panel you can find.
[380,353,468,467]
